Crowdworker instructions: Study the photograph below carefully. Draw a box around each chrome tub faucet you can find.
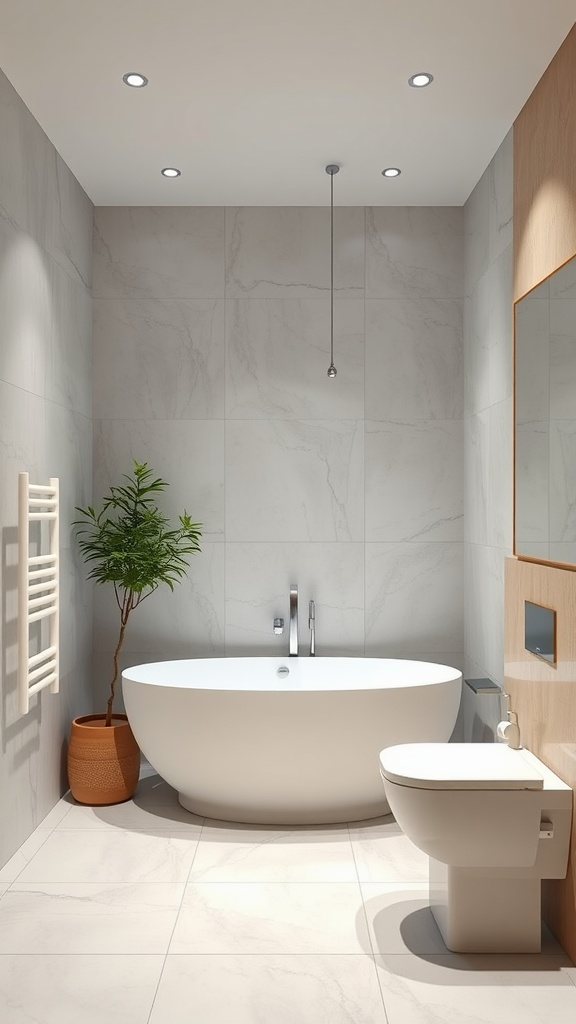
[289,584,298,656]
[309,600,315,656]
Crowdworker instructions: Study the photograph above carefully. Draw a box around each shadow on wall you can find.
[1,525,42,764]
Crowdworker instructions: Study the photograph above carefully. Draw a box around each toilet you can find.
[379,742,573,953]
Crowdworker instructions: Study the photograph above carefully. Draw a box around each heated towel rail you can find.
[18,473,60,714]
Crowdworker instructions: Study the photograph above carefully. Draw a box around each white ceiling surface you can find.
[0,0,574,206]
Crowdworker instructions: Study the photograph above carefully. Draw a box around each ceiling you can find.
[0,0,574,207]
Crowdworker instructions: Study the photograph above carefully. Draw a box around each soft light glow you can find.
[122,72,148,88]
[161,167,181,178]
[408,72,433,88]
[382,167,401,178]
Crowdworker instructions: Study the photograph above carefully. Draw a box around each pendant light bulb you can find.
[326,164,340,379]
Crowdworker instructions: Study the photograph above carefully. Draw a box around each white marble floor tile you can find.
[0,882,185,954]
[170,881,369,954]
[37,796,77,830]
[375,953,576,1024]
[0,830,52,883]
[349,822,429,883]
[16,829,200,884]
[56,799,204,831]
[0,885,8,899]
[190,824,358,882]
[361,883,448,955]
[150,954,387,1024]
[0,954,164,1024]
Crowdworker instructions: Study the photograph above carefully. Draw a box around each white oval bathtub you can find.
[122,657,462,824]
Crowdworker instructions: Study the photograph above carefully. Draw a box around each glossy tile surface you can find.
[0,774,573,1024]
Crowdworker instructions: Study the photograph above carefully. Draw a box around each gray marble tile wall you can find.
[93,204,464,706]
[0,70,94,867]
[462,130,513,741]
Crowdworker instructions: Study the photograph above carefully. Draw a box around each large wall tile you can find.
[365,420,463,542]
[93,207,225,299]
[93,298,225,419]
[465,249,513,417]
[46,261,92,417]
[0,69,57,252]
[224,542,365,655]
[365,542,463,655]
[0,213,51,396]
[488,398,513,550]
[488,128,513,268]
[93,543,225,659]
[94,419,225,542]
[365,298,463,420]
[464,544,506,686]
[52,152,93,290]
[226,298,364,419]
[0,70,93,872]
[366,207,463,300]
[226,419,364,542]
[464,411,489,546]
[464,166,490,296]
[226,207,364,298]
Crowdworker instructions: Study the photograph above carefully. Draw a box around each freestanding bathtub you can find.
[122,657,462,824]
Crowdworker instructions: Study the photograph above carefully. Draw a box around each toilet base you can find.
[429,856,542,953]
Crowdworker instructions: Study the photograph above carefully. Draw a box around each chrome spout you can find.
[289,585,298,656]
[309,599,315,657]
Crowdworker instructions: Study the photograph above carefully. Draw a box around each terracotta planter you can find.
[67,714,140,805]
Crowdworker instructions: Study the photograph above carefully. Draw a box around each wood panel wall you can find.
[514,23,576,302]
[511,23,576,960]
[504,557,576,960]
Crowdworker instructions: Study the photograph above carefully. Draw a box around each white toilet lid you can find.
[379,743,544,790]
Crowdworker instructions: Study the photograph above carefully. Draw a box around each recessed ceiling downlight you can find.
[161,167,181,178]
[122,72,148,88]
[382,167,401,178]
[408,72,433,88]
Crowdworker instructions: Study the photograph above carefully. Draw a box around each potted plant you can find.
[68,459,202,805]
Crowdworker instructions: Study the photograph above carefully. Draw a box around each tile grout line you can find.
[145,814,207,1024]
[347,818,391,1022]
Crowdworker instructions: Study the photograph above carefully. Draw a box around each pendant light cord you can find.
[330,170,334,369]
[326,164,339,378]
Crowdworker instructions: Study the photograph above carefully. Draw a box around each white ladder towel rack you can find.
[18,472,60,715]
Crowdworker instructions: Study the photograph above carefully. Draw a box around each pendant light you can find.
[325,164,340,378]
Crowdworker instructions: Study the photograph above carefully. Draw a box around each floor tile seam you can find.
[0,831,55,886]
[346,821,378,962]
[145,867,196,1024]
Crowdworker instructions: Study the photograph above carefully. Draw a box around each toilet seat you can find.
[379,742,544,790]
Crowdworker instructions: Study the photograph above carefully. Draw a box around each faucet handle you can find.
[308,600,315,626]
[273,617,284,635]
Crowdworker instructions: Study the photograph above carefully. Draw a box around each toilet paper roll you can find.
[497,720,509,741]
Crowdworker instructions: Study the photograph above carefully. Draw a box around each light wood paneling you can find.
[514,23,576,301]
[505,556,576,961]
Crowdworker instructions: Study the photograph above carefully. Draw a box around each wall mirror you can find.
[515,251,576,567]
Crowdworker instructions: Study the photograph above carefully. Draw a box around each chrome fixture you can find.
[161,167,181,178]
[408,72,433,88]
[325,164,339,378]
[308,600,316,657]
[273,617,284,635]
[122,72,148,88]
[289,584,298,656]
[382,167,401,178]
